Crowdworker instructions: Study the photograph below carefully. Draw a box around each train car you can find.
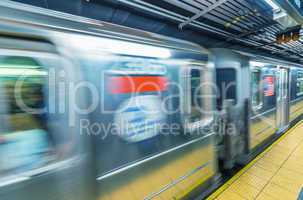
[0,1,218,200]
[290,67,303,123]
[213,49,303,169]
[0,1,303,200]
[84,40,217,200]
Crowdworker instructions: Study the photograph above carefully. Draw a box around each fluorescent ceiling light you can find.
[264,0,280,11]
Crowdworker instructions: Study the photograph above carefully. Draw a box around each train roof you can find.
[236,50,303,68]
[212,48,303,69]
[0,0,209,55]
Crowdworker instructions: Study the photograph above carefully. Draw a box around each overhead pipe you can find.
[179,0,229,29]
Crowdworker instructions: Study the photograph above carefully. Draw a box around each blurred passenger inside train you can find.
[0,56,53,175]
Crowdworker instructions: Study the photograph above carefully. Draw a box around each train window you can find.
[216,68,237,110]
[0,56,58,177]
[189,68,203,122]
[181,67,205,126]
[180,64,215,132]
[297,71,303,96]
[251,70,263,109]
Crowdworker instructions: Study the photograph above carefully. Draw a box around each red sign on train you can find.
[108,76,168,94]
[264,76,275,97]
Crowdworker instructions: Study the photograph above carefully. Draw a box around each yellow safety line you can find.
[177,174,213,199]
[206,120,303,200]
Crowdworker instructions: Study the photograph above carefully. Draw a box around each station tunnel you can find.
[0,0,303,200]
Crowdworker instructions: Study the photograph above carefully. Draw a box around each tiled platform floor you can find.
[208,121,303,200]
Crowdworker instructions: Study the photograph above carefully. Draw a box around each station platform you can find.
[207,121,303,200]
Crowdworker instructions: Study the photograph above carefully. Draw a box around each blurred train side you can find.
[0,1,217,200]
[72,37,217,199]
[0,1,302,200]
[214,49,303,170]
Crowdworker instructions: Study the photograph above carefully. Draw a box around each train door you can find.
[0,39,95,200]
[181,64,215,131]
[276,67,290,132]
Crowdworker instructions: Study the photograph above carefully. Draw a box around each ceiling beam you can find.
[179,0,229,29]
[161,0,200,14]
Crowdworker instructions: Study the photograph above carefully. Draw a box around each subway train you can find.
[0,1,302,200]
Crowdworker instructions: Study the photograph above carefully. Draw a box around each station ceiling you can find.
[107,0,303,63]
[11,0,303,64]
